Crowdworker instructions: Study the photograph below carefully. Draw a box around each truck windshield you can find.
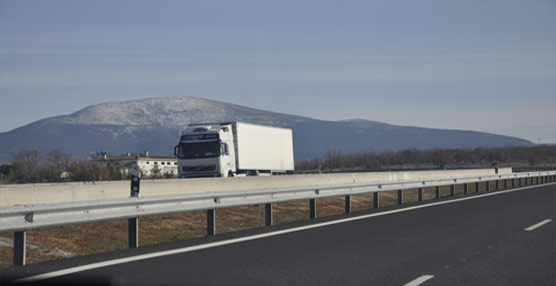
[177,142,220,159]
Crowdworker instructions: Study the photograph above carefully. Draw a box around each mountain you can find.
[0,96,534,162]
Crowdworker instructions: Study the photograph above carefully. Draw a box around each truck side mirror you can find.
[174,145,178,157]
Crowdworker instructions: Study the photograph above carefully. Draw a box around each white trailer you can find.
[174,122,294,178]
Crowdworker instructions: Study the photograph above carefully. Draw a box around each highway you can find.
[3,183,555,285]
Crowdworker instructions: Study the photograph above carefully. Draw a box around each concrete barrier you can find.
[0,168,510,206]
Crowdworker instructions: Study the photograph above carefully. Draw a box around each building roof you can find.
[95,152,176,162]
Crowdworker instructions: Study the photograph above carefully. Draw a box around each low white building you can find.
[96,151,177,177]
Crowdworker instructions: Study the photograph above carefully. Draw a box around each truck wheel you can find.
[228,171,234,177]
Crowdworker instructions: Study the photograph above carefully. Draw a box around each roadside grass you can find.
[402,189,418,203]
[88,239,127,253]
[274,200,309,225]
[422,187,436,200]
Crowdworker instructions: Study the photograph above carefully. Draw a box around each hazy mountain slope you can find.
[0,96,534,162]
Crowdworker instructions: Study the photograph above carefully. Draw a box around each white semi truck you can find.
[174,122,294,178]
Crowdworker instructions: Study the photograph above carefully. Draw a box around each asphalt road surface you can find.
[3,183,555,286]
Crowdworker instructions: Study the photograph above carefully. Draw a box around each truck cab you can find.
[174,124,236,178]
[175,122,294,178]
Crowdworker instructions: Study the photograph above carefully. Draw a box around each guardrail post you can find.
[345,196,351,213]
[373,193,379,209]
[265,203,273,226]
[207,209,215,235]
[13,231,26,266]
[450,184,455,197]
[310,199,317,219]
[435,186,440,199]
[495,180,499,191]
[418,188,423,202]
[397,190,403,205]
[475,182,479,193]
[128,171,140,248]
[512,178,515,188]
[504,179,507,189]
[464,183,468,195]
[130,170,140,198]
[128,218,138,248]
[486,181,490,192]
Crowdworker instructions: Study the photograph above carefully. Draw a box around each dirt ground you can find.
[1,182,505,269]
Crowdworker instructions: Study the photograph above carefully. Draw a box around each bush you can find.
[68,161,111,182]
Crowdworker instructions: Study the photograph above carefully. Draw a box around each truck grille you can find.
[182,165,217,172]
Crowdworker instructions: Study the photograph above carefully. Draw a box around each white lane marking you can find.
[524,219,552,231]
[404,275,434,286]
[15,183,554,283]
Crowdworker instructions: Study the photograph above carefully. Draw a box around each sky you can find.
[1,0,555,143]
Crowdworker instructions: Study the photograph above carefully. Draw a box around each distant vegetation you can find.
[295,145,556,172]
[0,149,175,184]
[1,146,555,184]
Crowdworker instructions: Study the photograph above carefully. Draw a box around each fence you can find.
[1,171,555,266]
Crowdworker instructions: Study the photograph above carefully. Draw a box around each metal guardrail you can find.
[1,171,555,266]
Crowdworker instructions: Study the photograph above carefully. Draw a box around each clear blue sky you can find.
[1,0,555,143]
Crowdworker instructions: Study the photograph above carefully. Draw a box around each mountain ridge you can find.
[0,96,534,162]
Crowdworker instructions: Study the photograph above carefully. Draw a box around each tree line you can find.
[2,146,555,183]
[0,149,175,184]
[295,145,556,172]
